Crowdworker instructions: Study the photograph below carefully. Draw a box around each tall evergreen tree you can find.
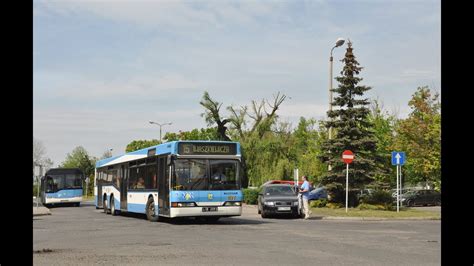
[319,40,379,204]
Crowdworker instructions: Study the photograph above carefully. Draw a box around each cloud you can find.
[401,69,435,78]
[33,0,440,164]
[34,70,201,101]
[279,102,329,120]
[33,105,208,164]
[36,1,266,31]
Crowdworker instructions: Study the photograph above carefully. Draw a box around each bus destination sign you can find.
[178,143,237,156]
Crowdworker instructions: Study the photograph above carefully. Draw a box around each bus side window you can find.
[129,167,138,189]
[115,170,120,188]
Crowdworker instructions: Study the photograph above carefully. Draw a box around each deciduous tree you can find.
[393,86,441,189]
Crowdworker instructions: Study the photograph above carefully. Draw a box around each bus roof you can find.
[45,168,84,175]
[95,140,241,168]
[262,180,304,186]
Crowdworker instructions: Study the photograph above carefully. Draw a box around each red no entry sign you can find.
[342,150,354,164]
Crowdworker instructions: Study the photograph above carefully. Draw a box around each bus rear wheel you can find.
[146,197,159,222]
[110,197,118,216]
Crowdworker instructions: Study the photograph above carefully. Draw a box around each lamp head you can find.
[335,38,345,47]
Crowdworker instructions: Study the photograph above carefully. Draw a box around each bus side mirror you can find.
[167,154,175,166]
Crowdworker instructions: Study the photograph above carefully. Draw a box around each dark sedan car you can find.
[400,189,441,207]
[257,184,301,218]
[308,186,328,201]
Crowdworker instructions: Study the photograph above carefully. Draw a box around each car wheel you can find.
[406,200,413,207]
[146,197,159,222]
[257,203,261,214]
[261,210,268,218]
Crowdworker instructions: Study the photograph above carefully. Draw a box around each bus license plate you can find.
[202,207,218,212]
[278,207,291,211]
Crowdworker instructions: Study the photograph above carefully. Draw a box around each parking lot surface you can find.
[34,201,440,265]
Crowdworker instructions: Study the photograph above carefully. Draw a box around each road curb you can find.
[318,216,440,221]
[33,207,51,216]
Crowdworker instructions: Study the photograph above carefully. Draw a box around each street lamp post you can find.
[328,37,345,171]
[149,121,172,143]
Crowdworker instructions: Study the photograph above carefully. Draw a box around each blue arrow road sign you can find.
[391,151,406,165]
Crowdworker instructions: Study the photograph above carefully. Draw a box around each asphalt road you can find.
[34,201,440,265]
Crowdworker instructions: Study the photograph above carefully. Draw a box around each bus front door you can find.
[97,184,103,208]
[158,157,170,216]
[120,165,128,210]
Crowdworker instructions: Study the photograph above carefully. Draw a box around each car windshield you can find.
[264,186,296,196]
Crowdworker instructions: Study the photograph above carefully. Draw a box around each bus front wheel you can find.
[146,197,159,222]
[103,197,109,214]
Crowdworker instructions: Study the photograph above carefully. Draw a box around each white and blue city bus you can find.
[40,168,84,207]
[94,140,243,222]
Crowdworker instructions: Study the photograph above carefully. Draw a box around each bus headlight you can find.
[224,201,241,206]
[172,202,197,207]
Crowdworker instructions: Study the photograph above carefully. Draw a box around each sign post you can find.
[294,168,301,215]
[399,165,403,207]
[35,165,43,209]
[36,176,40,208]
[391,151,406,213]
[85,176,89,198]
[342,150,354,213]
[396,163,399,212]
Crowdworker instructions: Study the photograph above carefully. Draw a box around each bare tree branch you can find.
[199,91,231,141]
[227,105,247,140]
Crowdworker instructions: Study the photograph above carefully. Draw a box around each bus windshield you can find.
[172,159,240,191]
[45,174,82,193]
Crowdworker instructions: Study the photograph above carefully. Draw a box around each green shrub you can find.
[243,188,260,205]
[33,184,39,197]
[359,190,393,206]
[325,184,359,207]
[326,202,343,209]
[357,203,385,210]
[310,199,327,208]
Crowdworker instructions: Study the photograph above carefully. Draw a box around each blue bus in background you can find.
[95,141,243,222]
[40,168,84,207]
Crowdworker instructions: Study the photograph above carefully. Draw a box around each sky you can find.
[33,0,440,166]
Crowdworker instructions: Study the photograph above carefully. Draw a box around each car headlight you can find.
[293,201,299,206]
[264,201,275,206]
